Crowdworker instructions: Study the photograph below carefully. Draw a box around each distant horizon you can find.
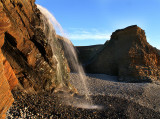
[36,0,160,49]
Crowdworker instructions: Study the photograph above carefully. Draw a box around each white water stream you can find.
[37,5,102,110]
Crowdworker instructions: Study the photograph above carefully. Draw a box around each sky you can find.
[36,0,160,49]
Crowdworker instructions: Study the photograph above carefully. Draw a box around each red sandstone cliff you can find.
[0,0,73,92]
[0,4,18,118]
[86,25,160,82]
[0,0,74,117]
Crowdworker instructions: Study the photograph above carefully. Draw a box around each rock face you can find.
[76,45,103,64]
[0,0,73,93]
[0,4,18,118]
[0,52,16,119]
[0,0,75,117]
[86,25,160,82]
[56,35,78,72]
[157,49,160,55]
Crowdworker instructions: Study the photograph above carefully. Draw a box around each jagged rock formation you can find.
[0,0,76,116]
[0,4,18,118]
[0,0,74,93]
[86,25,160,82]
[0,0,75,117]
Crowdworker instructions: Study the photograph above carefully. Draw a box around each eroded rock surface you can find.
[0,4,18,118]
[0,0,74,117]
[86,25,160,82]
[0,0,73,93]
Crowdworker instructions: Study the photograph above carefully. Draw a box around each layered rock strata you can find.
[0,0,75,117]
[0,0,73,93]
[86,25,160,82]
[0,4,18,118]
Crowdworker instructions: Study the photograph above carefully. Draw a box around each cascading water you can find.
[37,5,102,109]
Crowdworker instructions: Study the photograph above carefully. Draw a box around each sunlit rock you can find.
[86,25,160,82]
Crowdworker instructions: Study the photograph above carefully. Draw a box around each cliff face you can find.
[0,4,18,118]
[76,45,103,64]
[0,0,73,92]
[56,35,77,72]
[0,0,74,117]
[86,25,160,82]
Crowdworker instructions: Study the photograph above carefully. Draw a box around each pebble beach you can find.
[6,73,160,119]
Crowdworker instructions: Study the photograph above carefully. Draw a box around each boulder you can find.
[86,25,160,82]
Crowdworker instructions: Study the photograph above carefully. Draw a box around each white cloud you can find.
[68,28,111,41]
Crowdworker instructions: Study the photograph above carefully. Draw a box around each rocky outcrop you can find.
[86,25,160,82]
[0,4,18,118]
[0,0,76,117]
[0,0,74,93]
[0,51,16,119]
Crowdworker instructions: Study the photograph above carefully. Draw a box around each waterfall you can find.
[37,5,102,109]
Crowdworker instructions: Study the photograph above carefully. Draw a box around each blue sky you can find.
[36,0,160,49]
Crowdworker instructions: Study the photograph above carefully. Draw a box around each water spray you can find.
[37,5,102,109]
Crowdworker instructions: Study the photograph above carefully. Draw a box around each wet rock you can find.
[0,0,75,117]
[0,0,73,93]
